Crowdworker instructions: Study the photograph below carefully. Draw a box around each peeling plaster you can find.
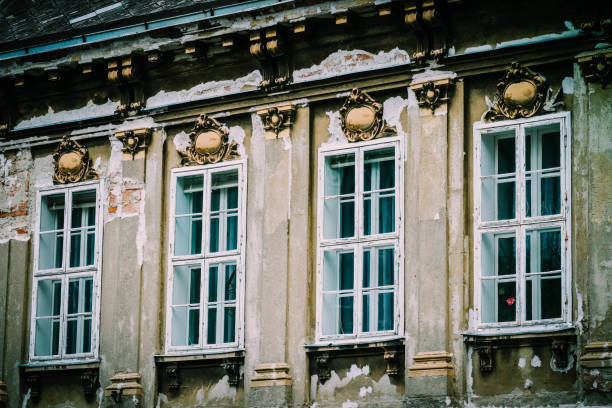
[251,112,265,142]
[21,388,31,408]
[524,378,533,389]
[467,345,474,403]
[577,291,584,335]
[31,155,54,188]
[411,69,457,83]
[155,393,168,408]
[318,364,370,397]
[173,131,191,153]
[14,99,120,130]
[293,48,410,83]
[530,355,542,368]
[359,385,372,397]
[229,125,247,158]
[518,357,526,369]
[562,77,574,95]
[207,375,236,400]
[341,400,358,408]
[147,70,262,108]
[321,110,347,147]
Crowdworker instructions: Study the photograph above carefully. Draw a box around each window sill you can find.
[154,350,244,390]
[19,360,99,403]
[305,337,404,383]
[462,323,575,340]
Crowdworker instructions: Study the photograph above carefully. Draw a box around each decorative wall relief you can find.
[115,128,151,159]
[53,135,98,184]
[410,78,454,113]
[257,105,296,139]
[340,88,395,142]
[179,114,239,166]
[577,50,612,88]
[484,62,547,121]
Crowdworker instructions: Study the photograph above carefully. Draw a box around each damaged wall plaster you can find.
[147,70,262,108]
[14,99,120,130]
[293,48,410,83]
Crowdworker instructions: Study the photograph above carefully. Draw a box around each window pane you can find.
[322,249,355,335]
[526,227,562,321]
[363,147,396,236]
[68,279,79,314]
[82,318,92,353]
[39,193,65,270]
[208,266,218,302]
[188,309,200,345]
[224,306,236,343]
[70,190,96,267]
[324,153,355,239]
[35,280,61,356]
[175,175,203,256]
[171,265,201,346]
[480,131,516,221]
[66,318,77,354]
[481,232,516,323]
[226,215,238,251]
[525,126,561,218]
[377,292,394,331]
[209,217,219,253]
[207,308,217,344]
[323,250,354,291]
[225,264,236,301]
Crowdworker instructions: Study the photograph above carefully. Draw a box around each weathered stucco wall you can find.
[0,1,610,407]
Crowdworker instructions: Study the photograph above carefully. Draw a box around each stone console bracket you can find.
[305,339,404,384]
[19,361,100,403]
[463,329,577,373]
[154,350,245,392]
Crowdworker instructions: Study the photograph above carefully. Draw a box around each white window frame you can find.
[315,136,404,344]
[29,179,103,363]
[473,111,572,334]
[165,159,247,354]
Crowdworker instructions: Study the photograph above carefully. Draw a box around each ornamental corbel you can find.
[165,364,180,391]
[249,27,291,91]
[115,128,151,159]
[477,344,494,373]
[178,114,239,166]
[410,78,454,114]
[52,135,98,184]
[80,370,99,401]
[577,50,612,88]
[383,347,401,376]
[483,62,547,121]
[257,105,296,139]
[27,374,41,403]
[315,353,331,383]
[222,359,242,387]
[339,88,396,142]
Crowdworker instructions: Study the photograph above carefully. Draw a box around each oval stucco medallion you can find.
[58,151,83,175]
[345,106,377,132]
[503,81,537,107]
[195,131,223,154]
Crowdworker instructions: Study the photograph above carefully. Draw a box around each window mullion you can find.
[355,244,362,336]
[59,275,68,358]
[202,170,210,257]
[356,147,363,240]
[63,189,71,272]
[200,260,207,348]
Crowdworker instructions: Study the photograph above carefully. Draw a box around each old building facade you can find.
[0,0,611,407]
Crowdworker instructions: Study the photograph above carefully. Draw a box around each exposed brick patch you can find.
[0,209,28,218]
[16,228,28,234]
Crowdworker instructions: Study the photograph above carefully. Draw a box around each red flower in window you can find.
[506,297,515,306]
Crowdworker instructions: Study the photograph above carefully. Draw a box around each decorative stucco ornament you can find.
[340,88,395,142]
[53,135,98,184]
[179,114,239,166]
[484,62,547,121]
